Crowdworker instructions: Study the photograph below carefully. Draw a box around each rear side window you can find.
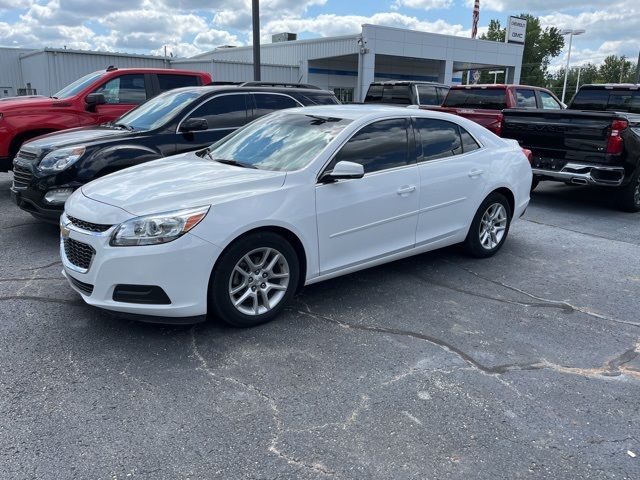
[253,94,299,118]
[93,74,147,104]
[516,89,537,108]
[330,118,410,173]
[415,118,462,161]
[437,87,450,104]
[443,88,507,110]
[417,85,439,106]
[186,94,248,129]
[158,74,200,92]
[303,94,340,105]
[539,91,562,109]
[365,85,383,102]
[460,128,480,153]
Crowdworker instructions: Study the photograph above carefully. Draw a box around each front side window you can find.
[417,86,439,106]
[253,94,299,118]
[415,118,462,161]
[158,74,200,92]
[116,89,203,131]
[92,74,147,104]
[207,112,352,171]
[382,85,412,105]
[187,94,247,129]
[516,89,537,108]
[539,91,562,109]
[329,118,410,174]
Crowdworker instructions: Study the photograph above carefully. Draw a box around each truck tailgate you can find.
[437,107,502,134]
[502,109,618,163]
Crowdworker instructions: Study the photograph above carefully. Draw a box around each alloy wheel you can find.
[479,203,508,250]
[228,247,290,316]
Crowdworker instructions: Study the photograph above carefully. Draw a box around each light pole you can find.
[560,28,585,103]
[488,70,504,84]
[576,65,582,92]
[252,0,261,81]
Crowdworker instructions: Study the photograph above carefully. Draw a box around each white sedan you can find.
[60,105,532,327]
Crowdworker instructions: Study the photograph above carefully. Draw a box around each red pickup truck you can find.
[0,67,212,171]
[438,84,564,136]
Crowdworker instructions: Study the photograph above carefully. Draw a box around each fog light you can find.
[44,188,74,205]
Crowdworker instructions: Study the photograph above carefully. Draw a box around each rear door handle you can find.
[397,185,416,195]
[468,169,484,178]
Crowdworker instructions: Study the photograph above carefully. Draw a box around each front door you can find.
[315,118,419,273]
[89,73,149,124]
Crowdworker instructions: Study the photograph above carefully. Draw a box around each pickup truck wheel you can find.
[616,170,640,213]
[209,232,300,327]
[464,192,512,258]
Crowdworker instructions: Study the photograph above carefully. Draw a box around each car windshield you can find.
[115,89,203,131]
[53,71,105,99]
[443,88,507,110]
[207,112,352,171]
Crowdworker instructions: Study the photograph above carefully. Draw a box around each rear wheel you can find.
[464,192,512,258]
[616,170,640,213]
[209,232,299,327]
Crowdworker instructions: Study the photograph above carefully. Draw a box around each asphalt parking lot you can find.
[1,171,639,480]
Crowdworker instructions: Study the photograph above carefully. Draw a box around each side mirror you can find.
[180,118,208,132]
[320,161,364,183]
[85,93,106,112]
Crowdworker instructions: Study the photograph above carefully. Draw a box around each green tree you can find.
[598,55,636,83]
[479,14,565,86]
[546,63,599,101]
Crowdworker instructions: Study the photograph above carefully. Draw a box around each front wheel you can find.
[209,232,299,327]
[464,193,512,258]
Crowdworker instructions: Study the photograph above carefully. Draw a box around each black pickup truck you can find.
[502,84,640,211]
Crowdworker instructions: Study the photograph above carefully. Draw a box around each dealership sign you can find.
[506,16,527,44]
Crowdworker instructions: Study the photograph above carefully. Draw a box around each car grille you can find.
[16,149,38,162]
[12,164,32,189]
[68,275,94,296]
[68,215,112,233]
[63,237,95,271]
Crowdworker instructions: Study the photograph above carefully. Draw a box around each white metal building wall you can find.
[0,47,34,97]
[19,49,168,97]
[171,59,301,83]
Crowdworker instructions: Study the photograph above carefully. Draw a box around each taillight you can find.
[606,119,628,155]
[521,148,533,163]
[492,113,503,137]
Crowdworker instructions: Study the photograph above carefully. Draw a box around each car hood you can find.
[0,96,55,111]
[81,153,288,216]
[24,126,134,151]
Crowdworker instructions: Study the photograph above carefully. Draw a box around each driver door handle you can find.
[397,185,416,195]
[468,169,484,178]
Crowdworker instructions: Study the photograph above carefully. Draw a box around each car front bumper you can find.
[60,213,221,321]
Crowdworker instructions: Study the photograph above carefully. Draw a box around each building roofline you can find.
[19,47,173,61]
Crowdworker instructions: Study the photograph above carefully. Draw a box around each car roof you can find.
[279,104,463,120]
[156,85,335,96]
[371,81,449,87]
[580,84,639,90]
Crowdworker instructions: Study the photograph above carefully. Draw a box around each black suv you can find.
[11,84,339,222]
[364,81,450,107]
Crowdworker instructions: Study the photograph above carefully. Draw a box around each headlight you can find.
[39,146,85,172]
[110,206,210,247]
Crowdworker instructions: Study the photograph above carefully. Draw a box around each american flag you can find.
[471,0,480,39]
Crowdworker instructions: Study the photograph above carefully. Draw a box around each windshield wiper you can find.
[113,123,134,131]
[213,158,258,169]
[305,114,341,124]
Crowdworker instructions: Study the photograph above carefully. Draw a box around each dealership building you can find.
[0,23,524,102]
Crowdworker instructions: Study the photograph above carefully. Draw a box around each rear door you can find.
[414,118,487,245]
[315,118,419,273]
[176,93,249,153]
[155,73,201,94]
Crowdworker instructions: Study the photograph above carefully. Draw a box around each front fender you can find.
[79,144,163,181]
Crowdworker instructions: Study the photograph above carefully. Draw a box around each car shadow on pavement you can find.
[530,182,621,213]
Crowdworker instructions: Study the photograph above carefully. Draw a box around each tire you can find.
[209,231,300,327]
[616,169,640,213]
[464,192,512,258]
[531,176,540,192]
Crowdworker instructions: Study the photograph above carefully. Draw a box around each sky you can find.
[0,0,637,70]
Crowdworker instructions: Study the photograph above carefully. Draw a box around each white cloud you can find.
[466,0,615,12]
[393,0,453,10]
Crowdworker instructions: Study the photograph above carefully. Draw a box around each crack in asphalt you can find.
[443,260,640,328]
[523,218,640,248]
[0,295,84,306]
[0,277,61,283]
[2,221,41,230]
[190,327,338,478]
[408,270,574,312]
[20,260,62,271]
[296,304,640,382]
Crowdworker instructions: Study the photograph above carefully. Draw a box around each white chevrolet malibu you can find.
[60,105,532,327]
